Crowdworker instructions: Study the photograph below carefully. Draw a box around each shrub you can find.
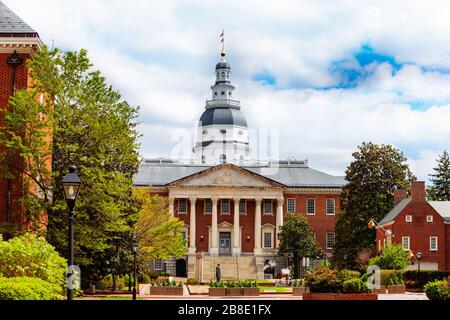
[0,234,67,295]
[424,280,449,301]
[404,270,450,290]
[342,278,371,294]
[306,267,363,293]
[0,277,63,300]
[186,278,200,286]
[380,270,404,286]
[96,275,126,290]
[293,279,305,287]
[368,244,410,270]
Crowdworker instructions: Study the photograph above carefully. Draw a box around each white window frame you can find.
[239,199,247,215]
[307,198,316,215]
[263,199,273,215]
[405,215,412,223]
[204,199,212,215]
[402,237,410,251]
[326,233,335,250]
[326,198,335,215]
[426,215,433,223]
[287,198,296,213]
[221,199,230,215]
[430,236,438,251]
[263,232,273,249]
[178,199,187,215]
[153,259,163,271]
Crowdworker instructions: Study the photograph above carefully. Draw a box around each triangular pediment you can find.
[168,164,285,188]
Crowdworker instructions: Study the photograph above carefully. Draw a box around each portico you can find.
[167,164,285,257]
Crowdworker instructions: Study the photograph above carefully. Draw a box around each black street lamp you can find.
[62,166,81,301]
[132,238,138,301]
[417,250,422,272]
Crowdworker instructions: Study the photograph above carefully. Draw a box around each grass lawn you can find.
[99,296,145,300]
[259,287,292,293]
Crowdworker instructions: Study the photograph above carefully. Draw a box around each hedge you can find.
[380,270,404,285]
[424,280,449,301]
[0,277,63,300]
[404,270,450,290]
[0,234,67,295]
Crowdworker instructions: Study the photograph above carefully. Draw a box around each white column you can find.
[254,197,263,255]
[210,197,219,257]
[276,198,284,249]
[233,197,241,256]
[168,197,175,219]
[189,196,197,255]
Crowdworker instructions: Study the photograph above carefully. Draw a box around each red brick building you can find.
[0,2,43,231]
[376,181,450,270]
[135,50,346,280]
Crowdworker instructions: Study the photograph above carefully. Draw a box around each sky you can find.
[6,0,450,181]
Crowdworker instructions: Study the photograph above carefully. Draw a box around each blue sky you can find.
[7,0,450,182]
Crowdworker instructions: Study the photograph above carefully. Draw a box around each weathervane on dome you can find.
[220,30,226,61]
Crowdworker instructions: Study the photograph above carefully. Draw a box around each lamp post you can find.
[62,166,81,301]
[132,238,138,301]
[417,250,422,272]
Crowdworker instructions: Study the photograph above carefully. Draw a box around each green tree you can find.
[133,190,188,263]
[278,213,322,279]
[427,151,450,201]
[45,48,141,281]
[333,142,415,271]
[0,46,141,282]
[368,244,410,270]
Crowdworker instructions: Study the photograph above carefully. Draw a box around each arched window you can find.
[220,154,227,164]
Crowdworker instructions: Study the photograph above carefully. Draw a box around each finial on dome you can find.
[221,49,226,61]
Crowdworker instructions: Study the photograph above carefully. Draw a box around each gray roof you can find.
[378,198,412,226]
[0,1,37,35]
[134,161,346,188]
[216,61,231,70]
[378,199,450,225]
[200,107,248,127]
[429,202,450,222]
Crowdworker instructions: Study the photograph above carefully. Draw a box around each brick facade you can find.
[0,51,32,227]
[376,182,450,270]
[152,190,340,256]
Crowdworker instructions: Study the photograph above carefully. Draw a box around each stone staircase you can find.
[202,255,257,282]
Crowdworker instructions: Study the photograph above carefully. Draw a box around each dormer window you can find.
[221,92,225,96]
[220,129,227,134]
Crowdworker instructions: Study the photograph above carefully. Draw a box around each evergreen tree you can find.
[427,151,450,201]
[333,142,415,271]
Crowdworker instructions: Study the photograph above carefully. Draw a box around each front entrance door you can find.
[219,232,231,255]
[176,259,187,277]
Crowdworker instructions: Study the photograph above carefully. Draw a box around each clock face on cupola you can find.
[193,50,250,166]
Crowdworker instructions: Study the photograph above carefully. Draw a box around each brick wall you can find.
[376,198,448,270]
[0,52,32,226]
[284,193,340,253]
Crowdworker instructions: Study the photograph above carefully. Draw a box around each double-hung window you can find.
[287,198,296,213]
[307,198,315,215]
[178,199,187,214]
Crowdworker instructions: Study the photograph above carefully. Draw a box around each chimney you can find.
[394,189,408,206]
[411,181,426,202]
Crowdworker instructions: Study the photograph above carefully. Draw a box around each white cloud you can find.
[5,0,450,181]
